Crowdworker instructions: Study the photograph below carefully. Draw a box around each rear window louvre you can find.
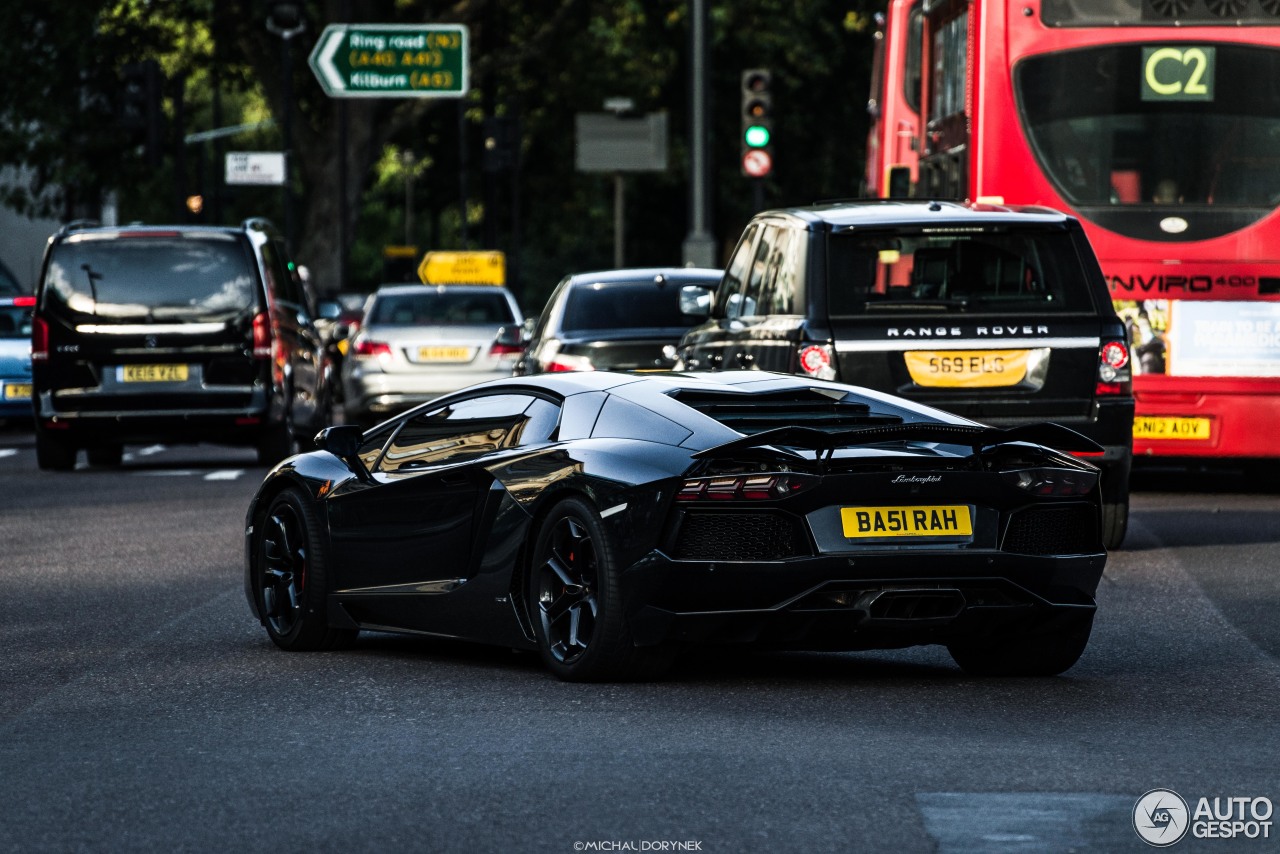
[671,389,903,434]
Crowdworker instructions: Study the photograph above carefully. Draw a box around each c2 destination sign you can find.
[308,24,468,98]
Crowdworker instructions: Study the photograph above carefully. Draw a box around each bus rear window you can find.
[826,229,1094,315]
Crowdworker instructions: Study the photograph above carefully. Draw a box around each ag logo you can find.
[1134,789,1190,847]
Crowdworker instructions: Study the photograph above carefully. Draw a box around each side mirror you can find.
[314,424,373,482]
[679,284,713,318]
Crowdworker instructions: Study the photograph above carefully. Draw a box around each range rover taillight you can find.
[1096,339,1131,395]
[31,315,48,361]
[797,343,836,380]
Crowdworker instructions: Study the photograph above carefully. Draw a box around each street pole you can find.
[682,0,716,268]
[267,4,305,252]
[614,173,625,268]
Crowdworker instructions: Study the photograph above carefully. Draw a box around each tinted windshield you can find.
[561,281,699,335]
[44,234,256,322]
[368,290,515,326]
[826,227,1093,314]
[1016,43,1280,209]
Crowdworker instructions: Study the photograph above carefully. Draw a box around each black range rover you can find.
[31,219,330,470]
[675,200,1134,548]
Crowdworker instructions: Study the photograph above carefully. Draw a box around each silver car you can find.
[341,284,524,426]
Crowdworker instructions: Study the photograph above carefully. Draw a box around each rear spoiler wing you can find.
[693,421,1103,459]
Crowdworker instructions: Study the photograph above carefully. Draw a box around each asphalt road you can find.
[0,425,1277,853]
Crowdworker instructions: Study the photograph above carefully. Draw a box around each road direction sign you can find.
[418,251,505,285]
[308,24,468,99]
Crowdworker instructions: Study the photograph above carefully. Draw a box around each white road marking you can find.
[204,470,244,481]
[0,449,17,459]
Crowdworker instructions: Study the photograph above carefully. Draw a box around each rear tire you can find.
[87,444,124,468]
[947,613,1094,677]
[527,497,672,682]
[251,488,357,651]
[35,431,77,471]
[1102,499,1128,550]
[256,420,298,466]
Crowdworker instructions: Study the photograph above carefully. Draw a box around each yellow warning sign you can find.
[418,251,506,285]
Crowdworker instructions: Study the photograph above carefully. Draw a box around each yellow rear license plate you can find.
[1133,416,1211,440]
[3,382,31,399]
[841,505,973,539]
[120,364,189,382]
[417,346,473,362]
[904,350,1030,388]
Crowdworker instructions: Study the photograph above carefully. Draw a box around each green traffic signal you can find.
[745,125,770,148]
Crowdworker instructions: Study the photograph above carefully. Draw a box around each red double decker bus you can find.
[868,0,1280,462]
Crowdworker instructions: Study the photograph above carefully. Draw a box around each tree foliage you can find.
[0,0,878,312]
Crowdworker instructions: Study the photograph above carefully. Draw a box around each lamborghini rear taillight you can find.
[677,474,815,501]
[1001,467,1098,496]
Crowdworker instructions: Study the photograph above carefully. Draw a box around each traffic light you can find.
[740,69,773,179]
[119,60,164,167]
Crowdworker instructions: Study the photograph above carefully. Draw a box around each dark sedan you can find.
[513,267,720,375]
[245,371,1107,681]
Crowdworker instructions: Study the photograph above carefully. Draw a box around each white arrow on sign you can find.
[309,26,348,97]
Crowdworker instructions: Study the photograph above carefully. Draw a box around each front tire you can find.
[527,497,671,682]
[252,488,357,651]
[947,613,1094,677]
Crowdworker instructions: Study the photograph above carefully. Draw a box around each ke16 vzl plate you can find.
[904,350,1030,388]
[416,346,475,363]
[840,505,974,539]
[118,364,190,382]
[2,382,31,400]
[1133,415,1211,440]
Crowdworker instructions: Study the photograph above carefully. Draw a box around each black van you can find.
[31,220,331,469]
[675,200,1134,548]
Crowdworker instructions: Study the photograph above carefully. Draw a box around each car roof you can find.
[50,219,280,243]
[757,199,1075,230]
[372,283,515,296]
[564,267,722,287]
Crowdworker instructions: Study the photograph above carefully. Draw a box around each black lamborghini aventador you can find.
[245,371,1108,681]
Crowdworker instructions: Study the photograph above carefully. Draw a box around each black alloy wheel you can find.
[535,513,600,666]
[254,489,356,651]
[528,497,672,682]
